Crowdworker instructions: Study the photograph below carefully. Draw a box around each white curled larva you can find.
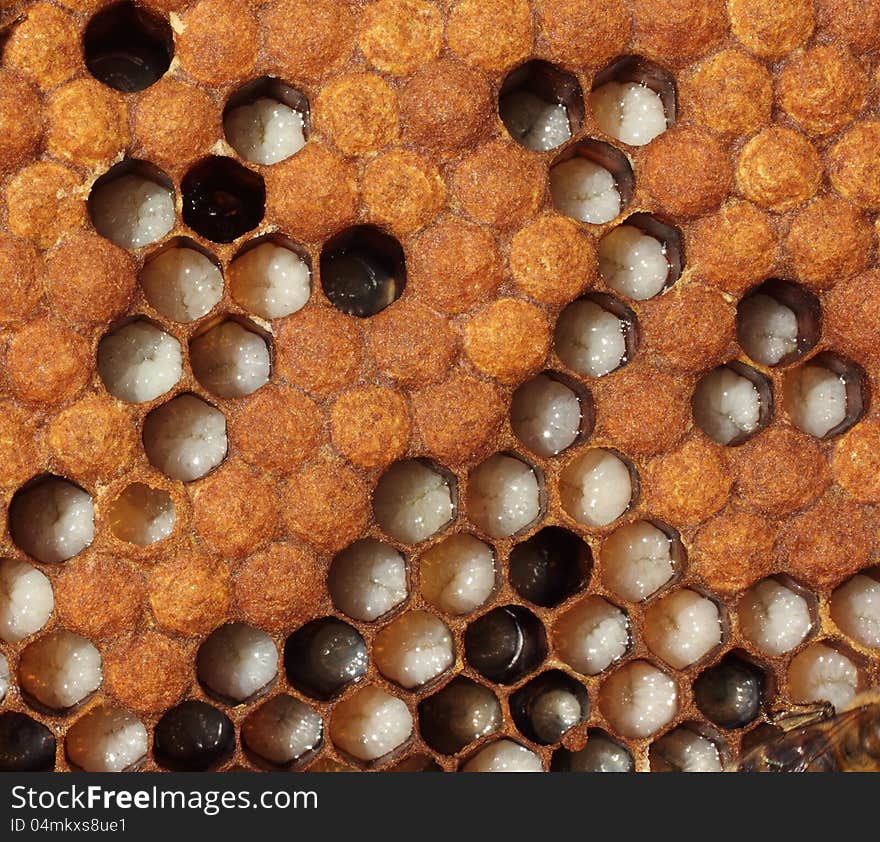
[90,173,175,249]
[510,374,582,457]
[692,367,762,445]
[229,242,311,320]
[462,739,544,772]
[419,533,496,616]
[189,321,271,399]
[0,653,9,702]
[784,364,848,438]
[500,90,571,151]
[65,707,148,772]
[830,574,880,649]
[651,728,723,773]
[329,685,413,762]
[558,448,633,528]
[553,596,629,675]
[19,630,102,710]
[242,695,323,767]
[555,299,628,378]
[373,460,454,544]
[738,578,812,656]
[598,225,668,301]
[737,293,799,366]
[599,660,678,739]
[600,520,676,602]
[550,158,621,224]
[140,246,224,323]
[0,558,54,643]
[197,623,278,703]
[644,589,722,669]
[373,610,454,689]
[467,454,541,539]
[591,82,667,146]
[788,643,859,712]
[224,98,306,165]
[328,539,408,622]
[97,320,183,404]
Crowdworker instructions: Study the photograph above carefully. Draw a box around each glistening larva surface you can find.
[0,0,879,774]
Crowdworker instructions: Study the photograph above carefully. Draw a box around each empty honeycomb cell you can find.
[736,280,819,367]
[19,630,102,711]
[66,707,148,772]
[691,509,776,595]
[535,0,631,69]
[453,140,546,229]
[363,149,446,236]
[262,0,356,85]
[142,394,228,482]
[788,643,859,712]
[509,214,596,306]
[103,632,190,714]
[510,527,589,608]
[499,61,582,152]
[0,235,41,323]
[828,121,880,211]
[462,739,543,772]
[830,573,880,649]
[552,730,633,772]
[9,477,94,565]
[511,670,589,744]
[650,727,723,772]
[197,623,278,704]
[229,240,311,321]
[139,243,223,323]
[83,1,172,92]
[692,363,772,446]
[418,677,502,755]
[283,458,371,553]
[640,126,732,219]
[727,0,815,58]
[467,453,542,539]
[373,460,455,544]
[329,539,408,623]
[447,0,533,73]
[359,0,443,76]
[154,700,235,771]
[591,79,667,148]
[786,197,874,290]
[644,589,722,670]
[176,0,258,85]
[729,428,829,516]
[511,373,585,458]
[601,521,679,603]
[133,79,220,171]
[242,695,323,768]
[400,59,493,155]
[147,552,232,637]
[831,419,880,503]
[3,3,80,91]
[53,556,144,641]
[464,605,547,684]
[682,49,772,138]
[739,578,813,657]
[551,143,633,225]
[593,365,690,457]
[108,483,176,547]
[0,713,56,772]
[554,297,635,379]
[553,596,630,676]
[599,660,677,738]
[419,534,497,616]
[558,448,635,528]
[0,559,54,644]
[598,217,680,301]
[783,358,861,439]
[6,162,86,250]
[373,611,454,689]
[98,320,182,404]
[693,655,765,730]
[0,70,43,175]
[190,320,271,399]
[46,79,129,166]
[224,82,308,167]
[182,157,266,245]
[736,127,822,214]
[284,619,367,701]
[329,685,413,762]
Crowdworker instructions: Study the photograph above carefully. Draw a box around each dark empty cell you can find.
[84,2,173,93]
[284,618,367,700]
[509,527,589,607]
[0,712,56,772]
[551,731,633,773]
[390,754,442,772]
[693,656,765,730]
[510,670,588,745]
[153,700,235,771]
[320,226,405,317]
[418,678,501,755]
[182,157,266,244]
[464,605,547,685]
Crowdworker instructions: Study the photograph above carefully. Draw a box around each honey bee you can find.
[734,694,880,772]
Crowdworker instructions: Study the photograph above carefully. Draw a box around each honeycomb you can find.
[0,0,879,773]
